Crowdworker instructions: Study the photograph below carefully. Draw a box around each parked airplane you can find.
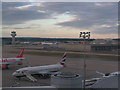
[88,71,120,88]
[96,71,120,77]
[85,71,120,87]
[12,52,67,82]
[0,48,24,69]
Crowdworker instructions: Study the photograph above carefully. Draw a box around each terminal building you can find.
[91,44,119,52]
[2,37,119,52]
[90,39,119,52]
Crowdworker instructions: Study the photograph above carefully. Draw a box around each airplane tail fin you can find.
[16,48,24,58]
[60,52,67,66]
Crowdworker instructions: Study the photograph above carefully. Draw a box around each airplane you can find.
[12,52,67,82]
[96,71,120,77]
[0,48,25,69]
[88,71,120,88]
[85,71,120,87]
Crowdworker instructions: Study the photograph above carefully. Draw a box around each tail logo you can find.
[60,52,66,66]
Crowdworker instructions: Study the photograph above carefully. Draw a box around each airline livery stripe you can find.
[1,59,8,62]
[62,54,66,58]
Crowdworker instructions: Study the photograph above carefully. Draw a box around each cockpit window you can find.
[16,71,20,73]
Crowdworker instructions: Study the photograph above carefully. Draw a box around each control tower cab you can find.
[11,31,17,45]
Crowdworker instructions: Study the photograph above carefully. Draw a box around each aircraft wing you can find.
[24,72,37,82]
[96,71,105,76]
[39,71,60,75]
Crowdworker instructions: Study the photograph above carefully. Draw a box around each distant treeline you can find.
[2,37,95,43]
[2,37,120,45]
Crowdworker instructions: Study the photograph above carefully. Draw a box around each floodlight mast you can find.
[79,32,90,90]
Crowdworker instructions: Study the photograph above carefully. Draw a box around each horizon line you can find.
[1,37,119,40]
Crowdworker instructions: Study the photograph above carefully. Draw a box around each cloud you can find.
[50,2,118,34]
[2,26,32,29]
[14,2,45,10]
[2,2,50,25]
[2,2,118,35]
[37,10,46,13]
[52,12,78,24]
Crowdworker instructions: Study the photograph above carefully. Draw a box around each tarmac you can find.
[2,45,118,87]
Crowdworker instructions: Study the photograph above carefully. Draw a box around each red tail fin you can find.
[16,48,24,58]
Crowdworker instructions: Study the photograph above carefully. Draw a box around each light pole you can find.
[79,32,90,90]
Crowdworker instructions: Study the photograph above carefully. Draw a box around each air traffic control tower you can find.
[11,31,17,45]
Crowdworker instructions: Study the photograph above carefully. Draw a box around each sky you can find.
[1,1,118,39]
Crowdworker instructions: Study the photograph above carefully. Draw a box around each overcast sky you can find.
[2,2,118,39]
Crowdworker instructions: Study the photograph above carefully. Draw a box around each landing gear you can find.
[16,76,21,80]
[17,62,23,65]
[18,77,21,80]
[41,74,50,79]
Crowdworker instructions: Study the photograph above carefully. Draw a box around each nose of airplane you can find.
[20,58,24,60]
[12,72,17,76]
